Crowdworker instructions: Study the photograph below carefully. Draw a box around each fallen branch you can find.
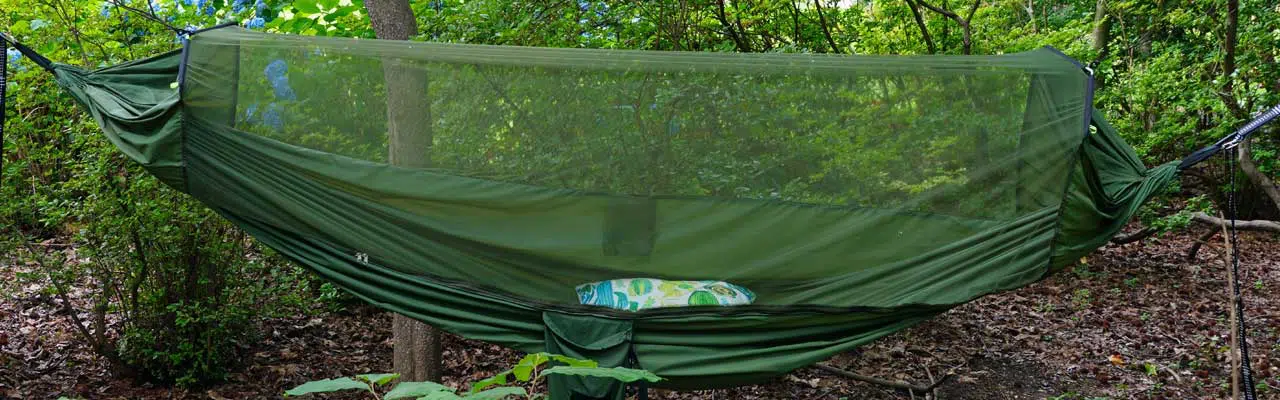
[1186,228,1220,261]
[1111,227,1156,244]
[813,363,950,394]
[1192,212,1280,232]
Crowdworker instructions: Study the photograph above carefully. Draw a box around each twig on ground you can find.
[814,363,951,394]
[1186,228,1220,261]
[1111,227,1157,244]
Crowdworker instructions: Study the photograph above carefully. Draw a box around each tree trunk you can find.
[364,0,443,383]
[1091,0,1111,86]
[1239,137,1280,212]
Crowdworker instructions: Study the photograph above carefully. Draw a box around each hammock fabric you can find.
[39,26,1178,395]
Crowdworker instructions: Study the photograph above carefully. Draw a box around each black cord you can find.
[1226,150,1257,400]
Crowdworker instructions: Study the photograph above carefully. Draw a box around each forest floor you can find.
[2,226,1279,399]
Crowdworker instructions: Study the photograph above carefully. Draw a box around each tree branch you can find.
[963,0,980,22]
[813,0,842,53]
[713,0,751,52]
[914,0,959,19]
[904,0,937,54]
[1192,212,1280,232]
[1186,227,1220,261]
[1110,227,1156,244]
[915,0,979,54]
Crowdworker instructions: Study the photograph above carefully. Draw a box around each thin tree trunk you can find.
[365,0,443,383]
[1091,0,1112,86]
[813,0,842,53]
[1239,137,1280,211]
[904,0,937,54]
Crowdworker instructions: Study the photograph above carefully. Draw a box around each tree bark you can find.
[904,0,937,54]
[365,0,443,383]
[1239,136,1280,212]
[1091,0,1111,86]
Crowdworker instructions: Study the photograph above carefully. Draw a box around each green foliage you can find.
[1141,194,1217,234]
[541,366,663,383]
[1,0,331,387]
[385,381,451,399]
[283,353,661,399]
[284,377,373,396]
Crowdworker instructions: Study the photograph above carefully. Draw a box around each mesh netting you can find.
[181,27,1091,308]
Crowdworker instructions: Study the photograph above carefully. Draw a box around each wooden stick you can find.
[813,363,950,393]
[1219,215,1240,400]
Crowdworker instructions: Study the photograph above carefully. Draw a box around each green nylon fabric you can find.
[43,27,1179,389]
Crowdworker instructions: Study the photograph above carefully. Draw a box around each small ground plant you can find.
[284,352,662,399]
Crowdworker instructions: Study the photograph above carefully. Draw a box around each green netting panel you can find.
[180,27,1087,310]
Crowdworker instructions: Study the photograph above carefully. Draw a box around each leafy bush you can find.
[283,353,663,399]
[1,0,326,387]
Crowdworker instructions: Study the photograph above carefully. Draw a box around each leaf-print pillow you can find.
[575,278,756,311]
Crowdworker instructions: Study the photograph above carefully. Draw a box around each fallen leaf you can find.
[1109,354,1125,366]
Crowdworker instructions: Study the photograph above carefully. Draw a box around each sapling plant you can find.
[283,352,662,399]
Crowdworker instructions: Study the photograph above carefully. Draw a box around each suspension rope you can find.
[1225,149,1258,400]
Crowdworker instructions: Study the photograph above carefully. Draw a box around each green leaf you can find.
[356,373,401,386]
[512,353,551,381]
[293,1,321,14]
[463,387,527,400]
[541,367,663,383]
[385,381,451,399]
[469,371,510,394]
[550,355,598,368]
[419,391,465,400]
[283,377,369,396]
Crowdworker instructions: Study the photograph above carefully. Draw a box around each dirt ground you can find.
[2,227,1278,399]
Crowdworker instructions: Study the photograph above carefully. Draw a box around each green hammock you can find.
[25,26,1181,396]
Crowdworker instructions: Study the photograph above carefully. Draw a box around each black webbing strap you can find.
[2,35,7,178]
[0,33,54,73]
[1225,151,1258,400]
[1181,103,1280,170]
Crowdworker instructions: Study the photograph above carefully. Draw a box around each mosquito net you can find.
[178,27,1088,309]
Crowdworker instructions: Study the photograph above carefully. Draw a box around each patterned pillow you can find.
[575,278,756,311]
